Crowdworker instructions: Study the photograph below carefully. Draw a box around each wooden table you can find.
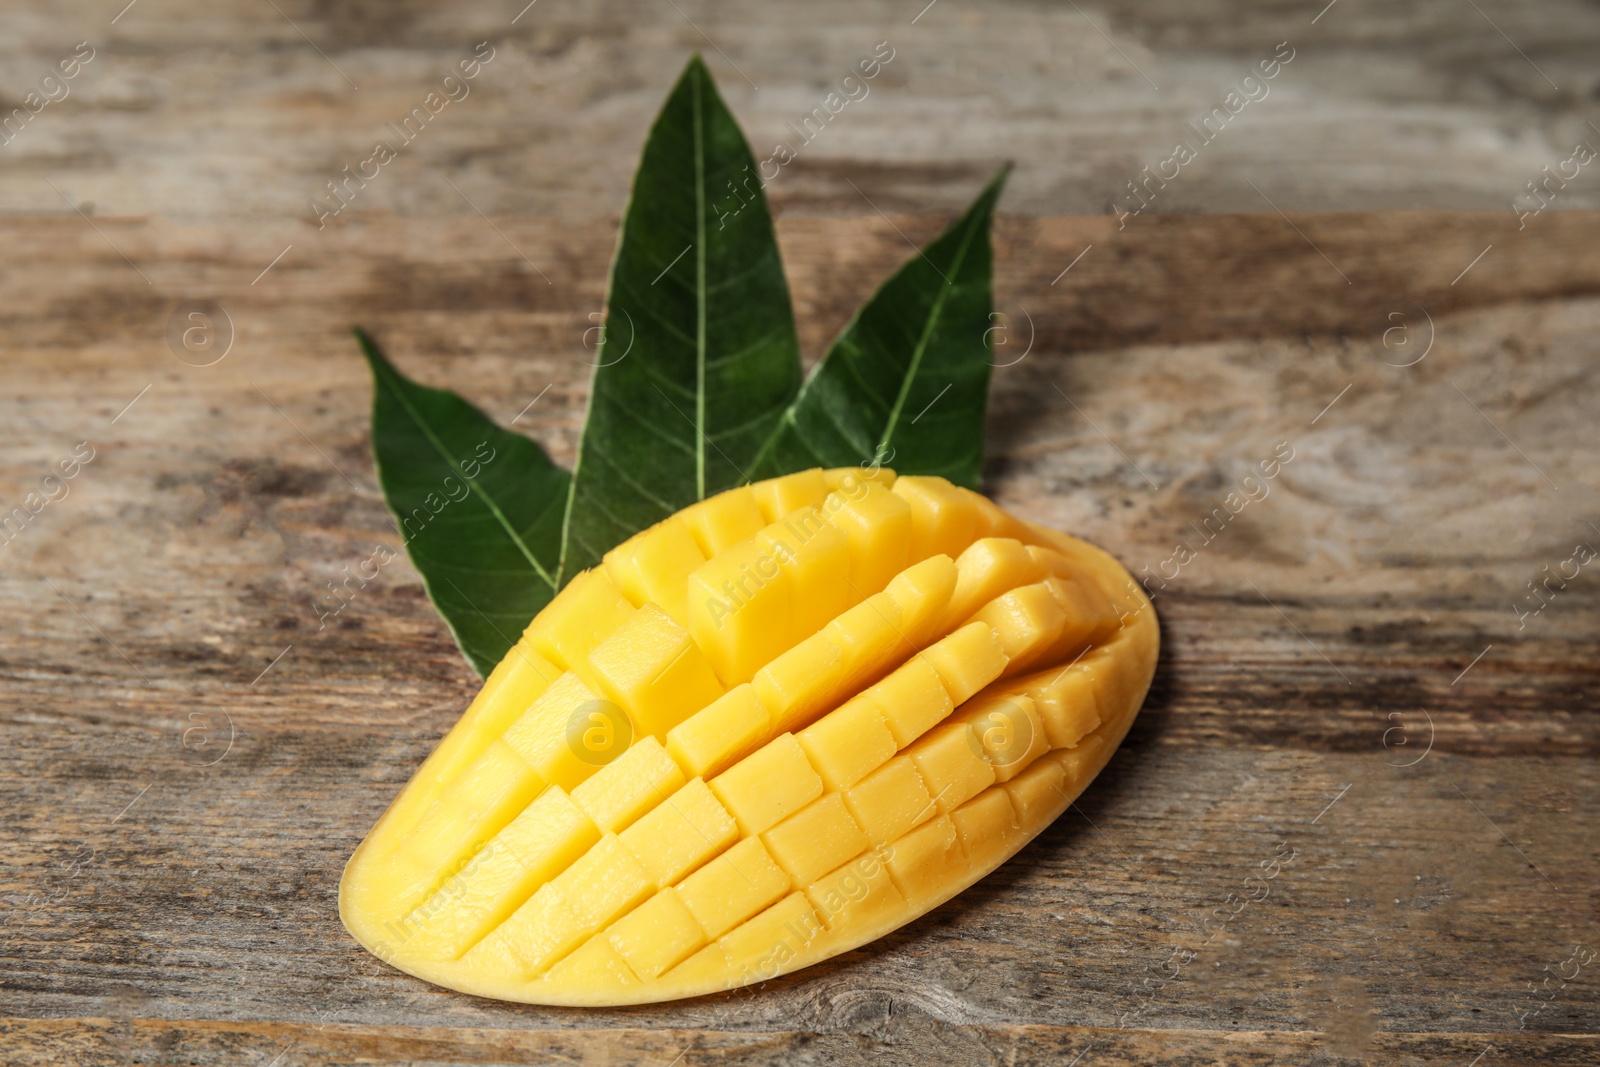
[1,202,1596,1065]
[5,0,1600,221]
[5,8,1600,1065]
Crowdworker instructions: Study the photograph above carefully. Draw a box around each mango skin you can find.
[340,470,1158,1006]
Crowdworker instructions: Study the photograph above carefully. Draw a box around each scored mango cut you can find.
[342,467,1158,1005]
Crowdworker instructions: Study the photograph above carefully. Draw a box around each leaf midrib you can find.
[747,186,994,477]
[692,69,709,501]
[876,215,985,458]
[375,360,558,591]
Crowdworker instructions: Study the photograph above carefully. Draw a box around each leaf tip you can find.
[681,51,711,82]
[351,325,382,362]
[980,164,1012,208]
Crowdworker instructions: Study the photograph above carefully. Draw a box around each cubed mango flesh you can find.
[341,470,1158,1006]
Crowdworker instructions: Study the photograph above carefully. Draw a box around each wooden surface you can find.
[1,204,1597,1066]
[7,9,1600,1063]
[4,0,1600,221]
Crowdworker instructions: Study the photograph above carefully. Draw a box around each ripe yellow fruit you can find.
[340,467,1158,1005]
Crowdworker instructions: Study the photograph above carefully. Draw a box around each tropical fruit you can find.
[340,467,1158,1005]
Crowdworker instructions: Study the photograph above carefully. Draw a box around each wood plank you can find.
[2,1017,1597,1066]
[1,210,1596,1063]
[3,0,1599,220]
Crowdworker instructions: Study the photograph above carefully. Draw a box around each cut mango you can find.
[584,604,724,739]
[679,486,766,558]
[824,481,912,594]
[602,516,706,626]
[525,569,636,671]
[342,469,1158,1005]
[895,475,979,563]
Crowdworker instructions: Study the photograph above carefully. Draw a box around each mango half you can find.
[340,468,1157,1005]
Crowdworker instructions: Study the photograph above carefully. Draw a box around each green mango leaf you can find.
[357,59,1010,679]
[357,328,570,677]
[559,54,803,582]
[751,168,1009,490]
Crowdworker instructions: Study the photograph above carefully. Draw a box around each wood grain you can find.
[1,208,1597,1065]
[3,0,1600,221]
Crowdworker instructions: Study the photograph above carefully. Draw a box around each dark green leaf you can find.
[357,328,570,677]
[751,168,1008,490]
[560,55,803,582]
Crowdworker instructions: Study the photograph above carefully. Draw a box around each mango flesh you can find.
[341,468,1158,1005]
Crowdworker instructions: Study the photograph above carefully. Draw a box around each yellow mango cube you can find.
[751,468,830,522]
[884,814,961,905]
[664,684,773,779]
[822,481,912,594]
[709,733,823,836]
[1077,644,1133,713]
[796,696,897,791]
[842,756,936,844]
[761,793,870,886]
[397,640,558,839]
[464,641,562,742]
[717,892,823,984]
[822,465,897,492]
[867,654,955,750]
[468,882,572,977]
[962,486,1032,541]
[950,787,1021,868]
[570,736,686,834]
[955,693,1049,784]
[906,722,996,813]
[805,847,903,933]
[676,836,793,939]
[686,539,792,686]
[399,785,600,961]
[544,934,639,989]
[561,833,656,924]
[604,887,706,979]
[618,778,738,886]
[1040,576,1122,659]
[478,833,653,977]
[757,507,854,638]
[392,740,544,909]
[1054,733,1113,789]
[828,553,959,683]
[884,554,960,647]
[1030,545,1118,611]
[1034,666,1102,749]
[602,515,706,626]
[894,475,979,563]
[680,486,768,557]
[753,630,847,735]
[1004,757,1068,830]
[526,568,637,670]
[502,672,616,792]
[923,622,1009,705]
[971,583,1068,677]
[941,537,1048,630]
[585,604,725,738]
[823,590,905,672]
